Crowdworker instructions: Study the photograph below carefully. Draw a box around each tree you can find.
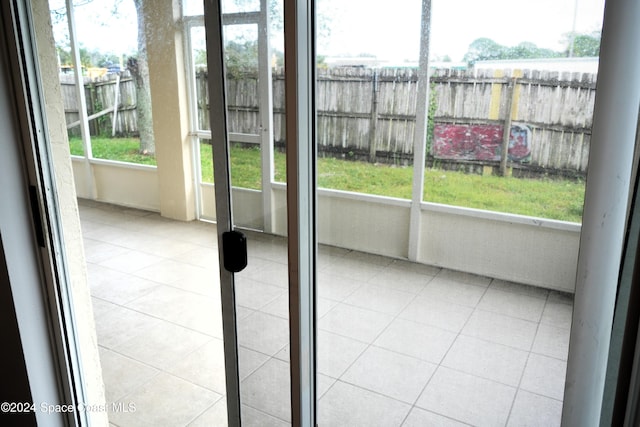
[564,31,600,57]
[130,0,154,155]
[50,0,154,155]
[224,39,259,77]
[463,38,562,65]
[504,42,561,60]
[56,45,121,68]
[463,38,506,64]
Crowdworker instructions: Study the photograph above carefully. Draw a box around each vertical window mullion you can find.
[284,0,317,425]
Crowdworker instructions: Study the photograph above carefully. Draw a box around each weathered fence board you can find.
[63,67,597,175]
[59,71,137,137]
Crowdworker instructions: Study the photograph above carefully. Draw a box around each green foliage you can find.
[463,38,565,65]
[200,144,585,223]
[69,138,586,223]
[564,31,601,57]
[193,49,207,67]
[224,40,259,78]
[505,42,561,60]
[463,38,506,63]
[57,46,121,68]
[68,137,156,165]
[426,82,437,154]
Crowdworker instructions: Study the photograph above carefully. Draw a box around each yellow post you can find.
[488,69,504,120]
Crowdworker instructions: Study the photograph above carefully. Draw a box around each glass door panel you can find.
[47,1,233,425]
[314,0,603,425]
[204,0,291,425]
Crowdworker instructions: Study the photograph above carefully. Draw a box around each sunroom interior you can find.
[4,0,640,425]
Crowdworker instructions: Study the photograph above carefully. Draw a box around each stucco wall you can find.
[33,0,107,424]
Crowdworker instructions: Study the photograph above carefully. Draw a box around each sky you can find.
[319,0,606,61]
[50,0,606,63]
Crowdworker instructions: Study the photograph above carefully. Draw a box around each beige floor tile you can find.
[108,372,222,427]
[241,404,290,427]
[259,293,291,319]
[342,346,437,403]
[317,330,368,378]
[87,263,127,287]
[133,259,203,285]
[239,347,270,380]
[478,288,546,322]
[237,311,289,356]
[91,296,117,319]
[113,321,213,370]
[235,277,286,310]
[94,304,161,349]
[520,353,567,400]
[90,274,161,305]
[241,358,291,423]
[343,250,395,266]
[320,256,385,282]
[540,301,574,329]
[436,269,492,287]
[461,309,538,351]
[532,323,571,360]
[548,290,573,305]
[171,246,220,269]
[402,407,469,427]
[140,237,202,259]
[80,202,571,427]
[343,284,416,315]
[98,347,159,404]
[318,272,367,301]
[240,259,289,288]
[416,367,516,427]
[177,300,224,338]
[97,249,164,274]
[388,259,441,276]
[368,268,433,294]
[400,295,474,333]
[319,303,394,343]
[124,285,203,324]
[507,390,562,427]
[420,277,488,307]
[374,318,457,364]
[490,279,550,299]
[247,240,287,264]
[319,381,411,427]
[442,335,529,387]
[166,338,227,394]
[188,398,228,427]
[84,239,131,264]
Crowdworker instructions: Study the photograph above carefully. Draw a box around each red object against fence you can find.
[433,123,532,162]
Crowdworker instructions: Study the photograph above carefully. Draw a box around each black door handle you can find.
[222,230,248,273]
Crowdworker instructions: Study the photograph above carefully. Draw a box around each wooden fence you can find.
[63,67,596,175]
[200,67,595,175]
[60,71,138,137]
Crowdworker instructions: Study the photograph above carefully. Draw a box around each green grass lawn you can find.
[200,143,585,222]
[73,137,585,222]
[69,136,157,166]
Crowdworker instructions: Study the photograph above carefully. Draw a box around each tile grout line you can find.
[318,265,441,426]
[503,289,550,427]
[403,275,494,426]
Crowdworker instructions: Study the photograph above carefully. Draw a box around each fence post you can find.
[499,76,516,176]
[111,74,121,137]
[368,69,379,163]
[499,70,522,176]
[87,81,97,135]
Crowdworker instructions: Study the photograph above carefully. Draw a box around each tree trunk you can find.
[131,0,154,155]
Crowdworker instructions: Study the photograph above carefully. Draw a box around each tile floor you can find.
[80,200,573,427]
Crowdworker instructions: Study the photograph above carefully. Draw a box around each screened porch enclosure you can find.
[50,0,619,425]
